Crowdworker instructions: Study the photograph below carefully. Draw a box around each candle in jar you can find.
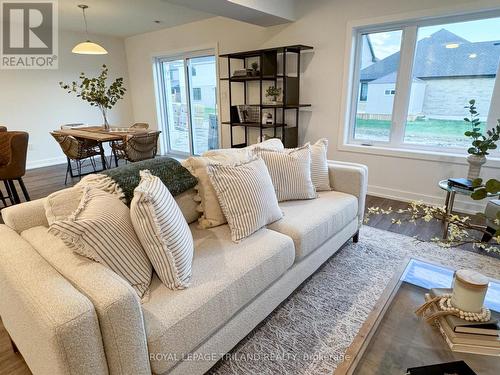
[451,269,489,313]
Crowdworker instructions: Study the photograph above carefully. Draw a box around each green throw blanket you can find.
[78,157,197,206]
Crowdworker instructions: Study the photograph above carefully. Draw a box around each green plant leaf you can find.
[471,189,487,200]
[472,178,483,188]
[485,179,500,194]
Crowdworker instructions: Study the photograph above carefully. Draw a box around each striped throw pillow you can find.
[309,139,331,191]
[254,144,317,202]
[207,158,283,242]
[130,170,194,290]
[183,150,252,229]
[49,187,152,298]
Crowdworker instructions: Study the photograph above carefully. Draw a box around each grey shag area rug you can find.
[208,226,500,375]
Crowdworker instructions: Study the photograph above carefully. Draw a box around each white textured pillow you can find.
[183,150,252,228]
[309,138,331,191]
[207,158,283,242]
[131,171,194,290]
[245,138,285,152]
[49,187,152,298]
[44,187,83,226]
[254,145,317,202]
[45,174,126,226]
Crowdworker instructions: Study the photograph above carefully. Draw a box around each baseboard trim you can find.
[26,157,67,170]
[368,184,487,215]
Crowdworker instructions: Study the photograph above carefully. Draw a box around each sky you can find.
[368,16,500,60]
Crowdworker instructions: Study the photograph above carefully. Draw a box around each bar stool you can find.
[0,131,30,205]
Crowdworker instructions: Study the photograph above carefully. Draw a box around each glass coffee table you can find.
[335,258,500,375]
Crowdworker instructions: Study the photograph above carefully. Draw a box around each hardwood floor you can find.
[0,163,487,374]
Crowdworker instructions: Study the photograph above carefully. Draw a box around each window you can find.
[154,51,218,156]
[359,82,368,101]
[347,14,500,154]
[352,30,403,142]
[193,87,202,101]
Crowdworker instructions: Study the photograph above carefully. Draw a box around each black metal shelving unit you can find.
[220,45,312,148]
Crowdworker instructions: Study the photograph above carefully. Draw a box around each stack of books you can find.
[447,178,475,191]
[407,360,477,375]
[426,288,500,356]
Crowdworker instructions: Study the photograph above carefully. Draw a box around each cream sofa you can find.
[0,161,367,375]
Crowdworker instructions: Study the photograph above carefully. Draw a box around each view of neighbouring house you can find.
[160,55,218,155]
[359,29,500,121]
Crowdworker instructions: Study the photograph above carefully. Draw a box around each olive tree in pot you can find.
[59,64,126,130]
[463,99,500,179]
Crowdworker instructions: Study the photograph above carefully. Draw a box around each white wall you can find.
[0,31,133,169]
[125,0,500,213]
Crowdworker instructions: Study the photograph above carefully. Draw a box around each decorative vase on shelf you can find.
[466,154,486,180]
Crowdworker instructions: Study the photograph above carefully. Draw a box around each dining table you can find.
[52,125,148,169]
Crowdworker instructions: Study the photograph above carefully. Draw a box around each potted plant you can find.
[60,64,126,130]
[251,61,259,76]
[463,99,500,179]
[265,86,282,104]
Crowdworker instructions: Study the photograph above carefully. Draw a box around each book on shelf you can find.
[236,105,260,123]
[232,68,253,77]
[447,178,475,191]
[425,292,500,356]
[430,288,500,336]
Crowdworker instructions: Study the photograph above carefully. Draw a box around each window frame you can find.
[153,48,218,157]
[344,10,500,158]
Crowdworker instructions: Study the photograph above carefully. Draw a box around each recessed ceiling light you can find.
[469,53,477,58]
[445,43,460,49]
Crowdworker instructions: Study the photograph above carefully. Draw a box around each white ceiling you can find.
[59,0,215,38]
[166,0,296,27]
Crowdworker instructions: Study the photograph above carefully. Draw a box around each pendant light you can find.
[72,4,107,55]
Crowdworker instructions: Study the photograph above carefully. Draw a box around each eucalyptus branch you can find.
[59,64,126,126]
[364,201,500,254]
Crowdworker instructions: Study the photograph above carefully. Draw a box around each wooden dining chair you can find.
[111,131,161,164]
[51,132,101,184]
[0,131,30,205]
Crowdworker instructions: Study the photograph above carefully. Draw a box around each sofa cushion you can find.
[49,187,153,298]
[267,190,358,260]
[254,144,317,202]
[183,149,252,229]
[309,138,331,191]
[131,170,194,290]
[207,157,283,241]
[143,223,295,375]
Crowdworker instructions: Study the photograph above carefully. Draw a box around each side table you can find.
[438,179,497,239]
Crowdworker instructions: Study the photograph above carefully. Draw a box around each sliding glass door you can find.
[155,51,218,156]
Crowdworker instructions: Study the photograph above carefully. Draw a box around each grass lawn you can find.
[354,118,485,148]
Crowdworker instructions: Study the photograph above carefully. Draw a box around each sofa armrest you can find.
[1,197,48,233]
[0,225,108,375]
[327,161,368,224]
[21,226,152,375]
